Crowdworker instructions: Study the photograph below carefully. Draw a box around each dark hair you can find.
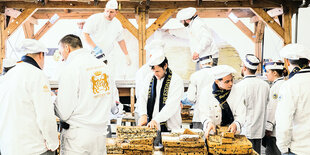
[289,58,309,68]
[245,66,257,74]
[3,66,14,74]
[59,34,83,48]
[151,57,168,69]
[271,68,288,77]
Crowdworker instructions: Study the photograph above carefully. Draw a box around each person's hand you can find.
[147,120,158,130]
[137,115,148,126]
[204,122,216,139]
[228,122,237,133]
[265,130,272,137]
[125,54,131,66]
[192,52,199,60]
[180,102,183,109]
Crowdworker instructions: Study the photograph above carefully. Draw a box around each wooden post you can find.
[254,21,265,73]
[116,13,138,39]
[33,17,59,40]
[138,10,146,67]
[283,7,292,45]
[130,87,135,116]
[0,14,6,74]
[4,8,37,38]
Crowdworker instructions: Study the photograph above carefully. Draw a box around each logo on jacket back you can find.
[91,71,110,96]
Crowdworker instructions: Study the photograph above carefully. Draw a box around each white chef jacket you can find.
[187,66,214,122]
[0,62,59,155]
[137,70,183,131]
[83,13,124,56]
[265,77,285,137]
[235,75,269,139]
[275,68,310,154]
[55,48,117,134]
[135,63,152,100]
[199,84,246,133]
[188,17,219,58]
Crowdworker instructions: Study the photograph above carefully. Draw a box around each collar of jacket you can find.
[66,48,89,63]
[243,75,256,79]
[21,55,41,70]
[273,77,284,84]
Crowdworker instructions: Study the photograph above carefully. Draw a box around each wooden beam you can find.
[250,8,283,23]
[138,11,146,67]
[227,12,255,42]
[0,14,5,74]
[116,12,138,39]
[4,8,37,38]
[22,21,34,38]
[250,8,284,41]
[254,21,265,73]
[146,9,176,39]
[2,1,282,9]
[33,18,59,40]
[5,8,38,25]
[283,7,292,45]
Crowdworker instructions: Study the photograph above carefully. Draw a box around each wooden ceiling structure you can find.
[0,0,305,72]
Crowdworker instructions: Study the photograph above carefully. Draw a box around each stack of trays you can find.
[116,126,157,139]
[106,138,123,154]
[181,105,193,121]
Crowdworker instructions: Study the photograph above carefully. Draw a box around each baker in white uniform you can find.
[1,58,16,75]
[55,34,117,154]
[275,44,310,155]
[137,52,183,132]
[0,39,59,155]
[176,7,219,66]
[235,54,269,154]
[199,65,246,138]
[184,54,214,129]
[264,60,286,155]
[83,0,131,65]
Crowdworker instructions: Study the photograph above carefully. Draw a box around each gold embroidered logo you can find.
[43,85,49,92]
[91,71,110,95]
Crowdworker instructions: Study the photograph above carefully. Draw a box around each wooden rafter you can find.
[227,12,255,43]
[22,21,34,38]
[4,8,37,38]
[250,8,284,41]
[5,8,38,25]
[250,8,283,23]
[33,18,59,40]
[116,12,138,39]
[146,9,176,39]
[0,14,5,74]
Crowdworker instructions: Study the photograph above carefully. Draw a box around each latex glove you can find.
[147,120,158,130]
[93,46,104,59]
[117,103,124,115]
[204,122,216,139]
[125,54,131,66]
[138,114,148,126]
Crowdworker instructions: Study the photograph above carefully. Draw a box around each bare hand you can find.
[204,122,216,139]
[228,123,237,133]
[147,120,158,130]
[192,52,199,60]
[137,115,148,126]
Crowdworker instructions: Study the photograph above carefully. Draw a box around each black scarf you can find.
[147,68,172,132]
[212,82,234,126]
[289,65,310,79]
[21,55,41,70]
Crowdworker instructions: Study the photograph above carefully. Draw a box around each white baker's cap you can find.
[176,7,197,21]
[264,60,284,70]
[149,52,165,66]
[279,43,310,60]
[20,39,48,54]
[145,39,165,56]
[243,54,260,70]
[212,65,236,80]
[106,0,118,10]
[3,58,16,68]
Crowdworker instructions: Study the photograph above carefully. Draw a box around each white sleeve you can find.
[168,28,190,39]
[275,83,295,153]
[32,73,59,151]
[197,26,213,54]
[153,77,184,123]
[83,14,97,35]
[136,75,151,117]
[116,28,125,42]
[186,75,197,103]
[55,67,79,121]
[198,88,214,131]
[266,87,276,131]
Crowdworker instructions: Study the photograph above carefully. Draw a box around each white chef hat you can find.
[106,0,118,10]
[176,7,197,21]
[145,39,165,56]
[199,54,213,65]
[279,43,310,60]
[212,65,236,80]
[264,61,284,70]
[3,58,16,68]
[20,39,48,54]
[149,52,166,66]
[243,54,260,70]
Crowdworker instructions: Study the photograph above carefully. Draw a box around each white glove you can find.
[125,54,131,66]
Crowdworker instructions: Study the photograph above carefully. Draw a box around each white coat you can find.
[188,17,219,58]
[187,66,214,122]
[83,13,124,56]
[0,62,59,155]
[199,84,246,132]
[135,63,152,100]
[235,75,269,139]
[137,70,183,131]
[265,77,285,137]
[275,68,310,154]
